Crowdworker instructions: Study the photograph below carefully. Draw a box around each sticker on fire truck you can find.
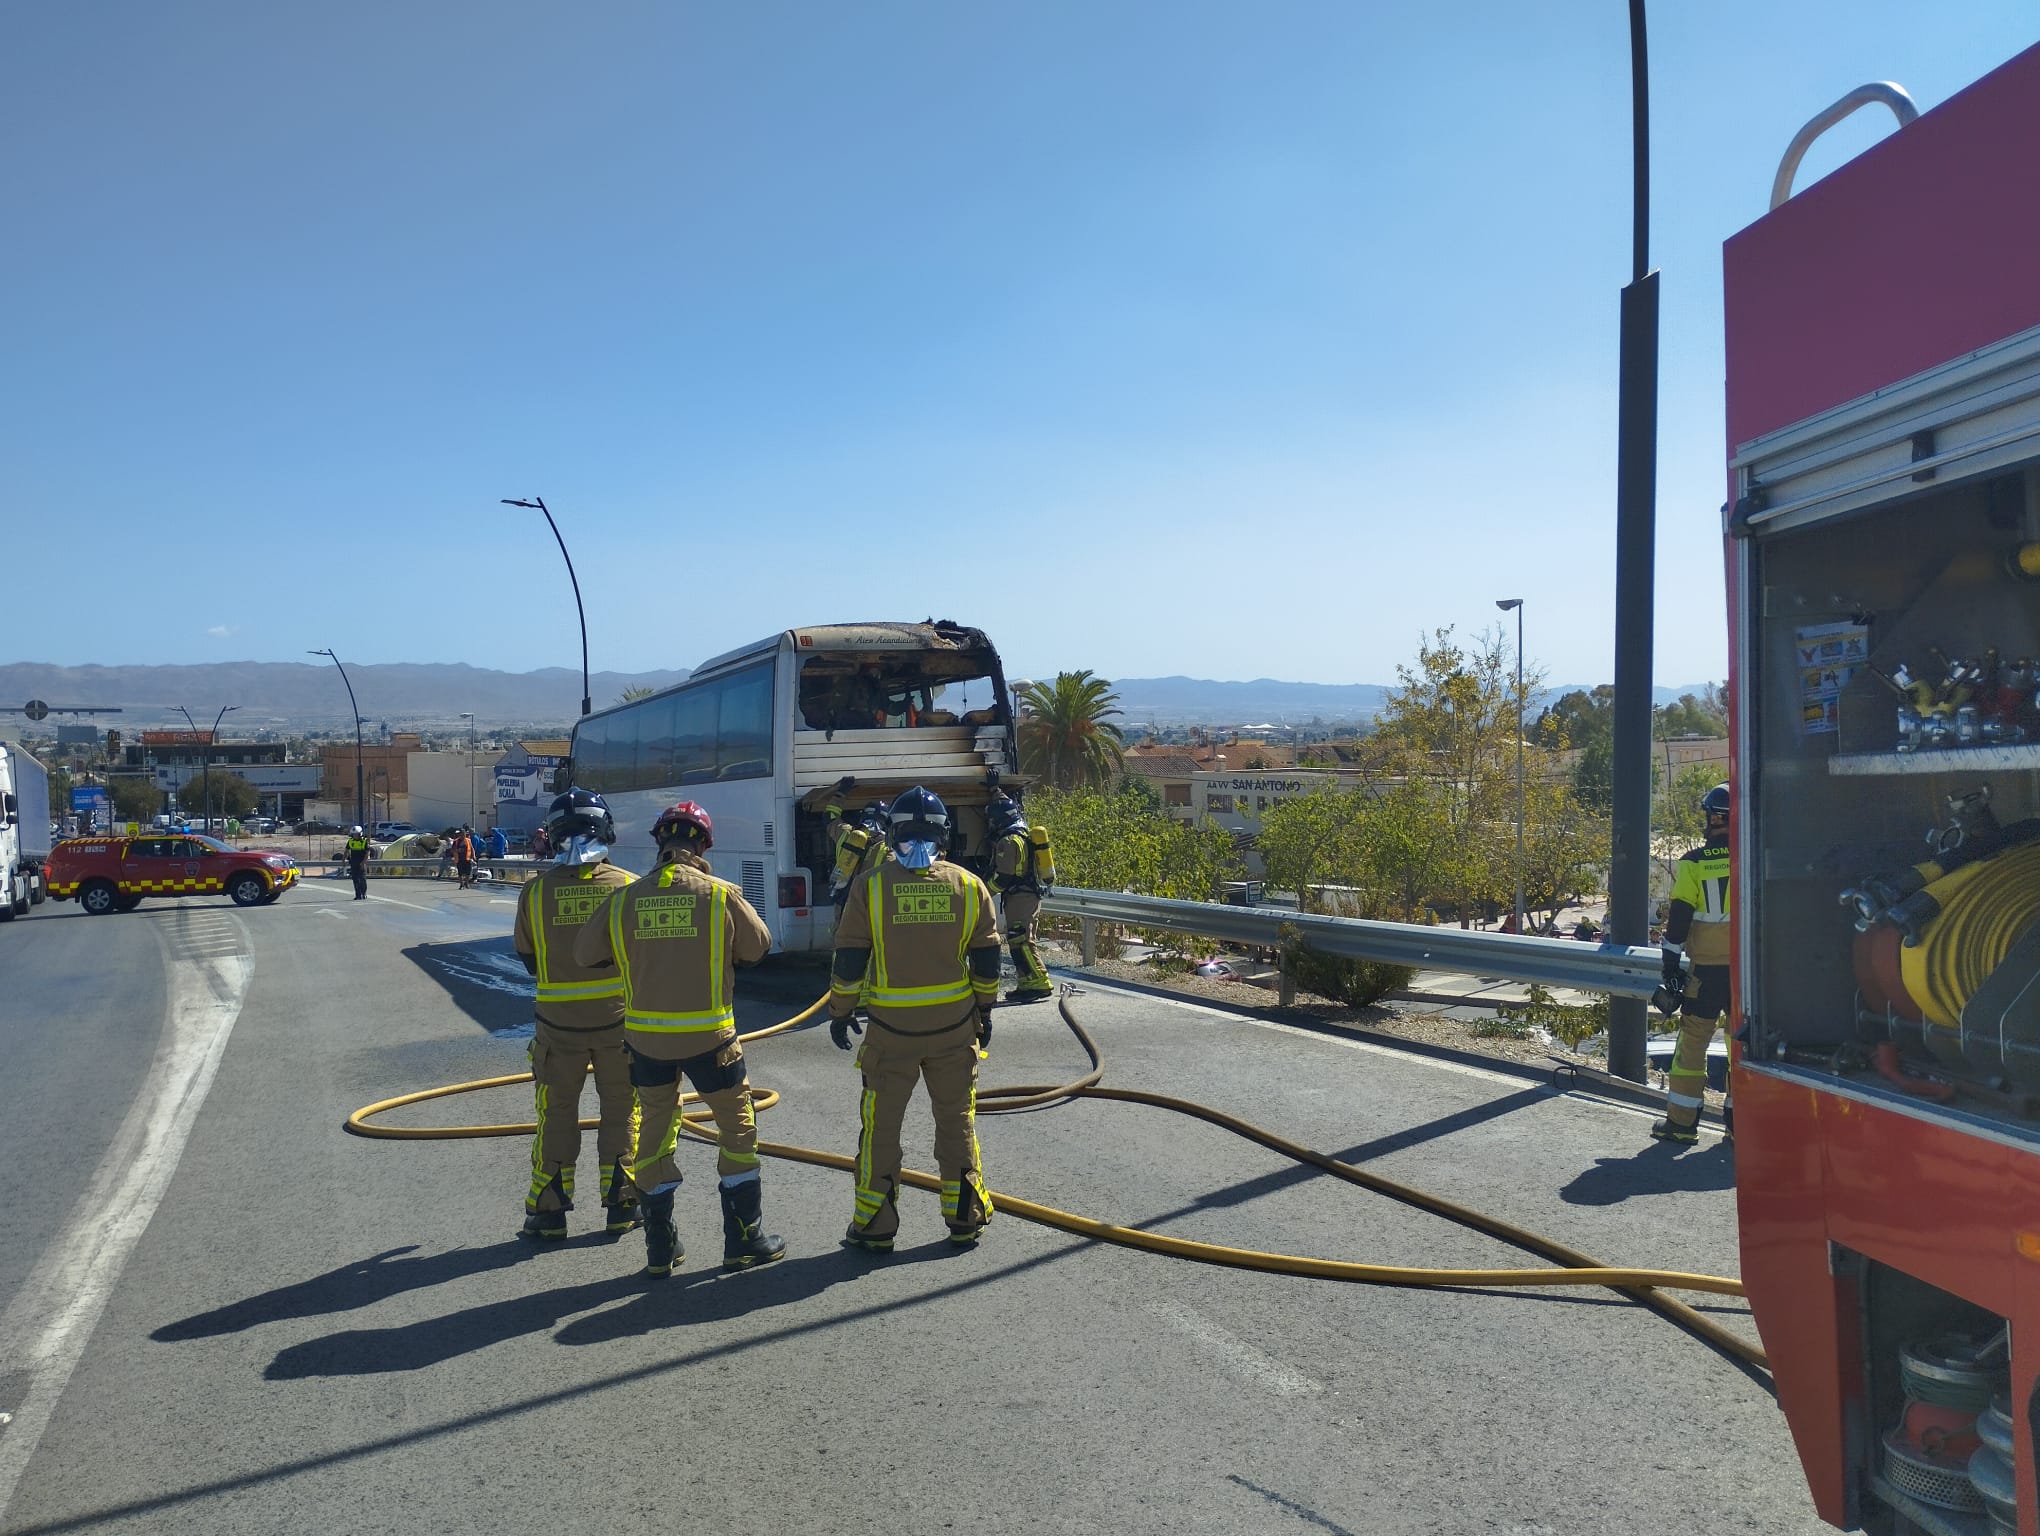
[1796,621,1869,735]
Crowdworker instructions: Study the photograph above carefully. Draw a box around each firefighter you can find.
[344,825,371,900]
[828,799,892,909]
[1651,782,1733,1144]
[572,800,784,1278]
[511,788,640,1240]
[831,786,1003,1251]
[986,791,1054,1002]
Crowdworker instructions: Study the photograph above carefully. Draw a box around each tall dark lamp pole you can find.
[502,496,592,718]
[1495,599,1525,933]
[309,649,367,830]
[1606,0,1659,1083]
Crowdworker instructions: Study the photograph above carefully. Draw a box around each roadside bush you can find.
[1494,983,1609,1049]
[1279,925,1416,1010]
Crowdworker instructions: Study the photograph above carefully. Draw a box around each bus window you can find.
[637,695,678,791]
[718,664,772,779]
[575,715,610,792]
[674,687,716,784]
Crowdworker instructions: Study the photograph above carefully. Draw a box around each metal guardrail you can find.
[297,857,543,885]
[1038,888,1660,1000]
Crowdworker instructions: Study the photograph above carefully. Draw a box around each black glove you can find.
[835,774,857,793]
[975,1008,993,1052]
[830,1014,862,1051]
[1651,946,1688,1016]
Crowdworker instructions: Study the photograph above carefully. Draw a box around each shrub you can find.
[1493,983,1609,1048]
[1279,925,1416,1010]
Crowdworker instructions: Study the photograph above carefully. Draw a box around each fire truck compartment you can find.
[1739,446,2040,1127]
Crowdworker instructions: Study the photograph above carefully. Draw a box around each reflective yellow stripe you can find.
[625,1009,737,1033]
[537,979,624,1001]
[527,879,550,978]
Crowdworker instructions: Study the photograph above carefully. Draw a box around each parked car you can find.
[372,821,418,841]
[294,820,346,835]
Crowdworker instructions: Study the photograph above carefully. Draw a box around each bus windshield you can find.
[796,649,1003,734]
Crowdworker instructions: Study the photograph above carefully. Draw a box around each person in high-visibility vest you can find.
[511,788,640,1240]
[1651,782,1733,1144]
[986,791,1054,1002]
[830,786,1003,1251]
[573,799,783,1278]
[344,826,371,900]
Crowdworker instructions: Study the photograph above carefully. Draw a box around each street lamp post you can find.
[461,712,476,829]
[169,704,237,831]
[1495,599,1525,934]
[502,496,592,718]
[309,649,367,830]
[1604,0,1659,1083]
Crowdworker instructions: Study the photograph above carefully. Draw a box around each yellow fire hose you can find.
[1900,842,2040,1029]
[347,990,1764,1371]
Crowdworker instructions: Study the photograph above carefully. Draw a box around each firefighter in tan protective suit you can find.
[829,799,892,908]
[830,786,1003,1251]
[573,799,785,1278]
[987,790,1054,1002]
[512,787,639,1240]
[1650,783,1733,1145]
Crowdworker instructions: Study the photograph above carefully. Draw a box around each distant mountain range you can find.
[0,660,1721,733]
[0,661,689,729]
[1109,675,1719,726]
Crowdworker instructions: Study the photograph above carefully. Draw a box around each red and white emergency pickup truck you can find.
[45,832,300,914]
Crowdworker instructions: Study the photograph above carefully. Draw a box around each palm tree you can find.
[615,686,657,705]
[1018,671,1126,790]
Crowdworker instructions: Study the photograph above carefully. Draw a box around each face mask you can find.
[558,835,610,866]
[897,839,939,870]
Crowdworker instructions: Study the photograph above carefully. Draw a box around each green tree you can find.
[1651,762,1723,887]
[1031,782,1237,901]
[1368,626,1543,924]
[108,777,164,826]
[45,764,73,823]
[1018,671,1126,791]
[615,686,657,705]
[1540,686,1614,809]
[176,772,259,821]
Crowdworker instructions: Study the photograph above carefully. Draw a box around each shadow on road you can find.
[262,1237,971,1377]
[400,937,535,1035]
[12,1245,1082,1536]
[1558,1141,1735,1207]
[1160,1085,1553,1215]
[151,1242,542,1341]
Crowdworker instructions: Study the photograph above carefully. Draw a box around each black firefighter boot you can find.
[603,1167,641,1236]
[519,1173,571,1241]
[641,1189,682,1279]
[719,1177,786,1271]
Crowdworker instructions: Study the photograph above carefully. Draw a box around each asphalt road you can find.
[0,870,1826,1535]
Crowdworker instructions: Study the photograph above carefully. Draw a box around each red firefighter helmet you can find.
[651,800,714,851]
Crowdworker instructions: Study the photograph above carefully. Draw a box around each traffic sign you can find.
[23,699,48,721]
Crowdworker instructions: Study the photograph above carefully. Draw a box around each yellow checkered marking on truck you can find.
[125,878,229,892]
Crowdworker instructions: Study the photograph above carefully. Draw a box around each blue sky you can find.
[7,2,2035,687]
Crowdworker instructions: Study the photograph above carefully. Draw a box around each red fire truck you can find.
[1728,40,2040,1536]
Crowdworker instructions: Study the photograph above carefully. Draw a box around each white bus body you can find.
[568,621,1018,953]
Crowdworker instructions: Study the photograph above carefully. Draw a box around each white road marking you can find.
[488,899,516,906]
[0,918,254,1521]
[1142,1299,1322,1397]
[365,893,436,912]
[316,909,349,920]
